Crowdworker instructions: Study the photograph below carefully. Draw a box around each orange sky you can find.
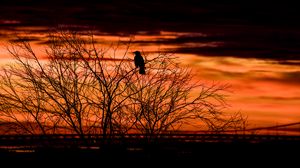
[1,28,299,130]
[184,55,300,126]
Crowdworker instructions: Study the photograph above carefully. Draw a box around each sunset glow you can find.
[0,29,299,132]
[1,0,300,136]
[1,1,300,165]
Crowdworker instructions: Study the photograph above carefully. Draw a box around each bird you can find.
[133,51,145,74]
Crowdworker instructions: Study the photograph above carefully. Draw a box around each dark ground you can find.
[0,141,299,167]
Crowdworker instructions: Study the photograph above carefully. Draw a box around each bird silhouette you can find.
[133,51,145,74]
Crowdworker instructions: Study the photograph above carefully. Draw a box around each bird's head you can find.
[133,51,141,55]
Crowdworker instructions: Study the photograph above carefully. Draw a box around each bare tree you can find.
[46,31,140,139]
[123,53,245,137]
[0,30,245,138]
[0,31,140,137]
[0,38,94,136]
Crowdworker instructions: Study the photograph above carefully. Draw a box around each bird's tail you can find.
[139,66,146,75]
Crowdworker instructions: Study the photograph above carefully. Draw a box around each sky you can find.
[0,0,300,132]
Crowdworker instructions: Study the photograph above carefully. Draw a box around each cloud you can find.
[246,71,300,85]
[171,28,300,60]
[127,30,300,61]
[258,96,300,101]
[280,71,300,84]
[1,0,300,60]
[276,60,300,66]
[8,36,42,43]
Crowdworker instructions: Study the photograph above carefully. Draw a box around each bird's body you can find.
[133,51,145,74]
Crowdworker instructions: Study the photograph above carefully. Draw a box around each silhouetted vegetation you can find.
[0,30,245,140]
[0,30,299,167]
